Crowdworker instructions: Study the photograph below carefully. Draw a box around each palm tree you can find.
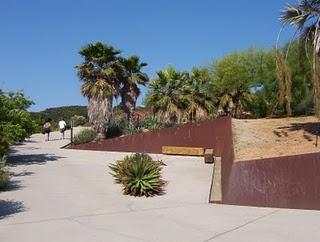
[145,65,189,124]
[76,42,122,139]
[120,56,149,124]
[181,67,214,122]
[280,0,320,115]
[218,89,253,118]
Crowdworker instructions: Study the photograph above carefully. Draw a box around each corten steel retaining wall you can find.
[222,152,320,210]
[72,116,230,155]
[217,118,320,210]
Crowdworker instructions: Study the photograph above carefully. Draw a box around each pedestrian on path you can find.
[59,118,67,139]
[43,119,51,141]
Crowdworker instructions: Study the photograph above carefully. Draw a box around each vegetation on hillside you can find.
[30,105,88,131]
[144,43,314,123]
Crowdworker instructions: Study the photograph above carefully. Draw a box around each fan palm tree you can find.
[218,89,254,118]
[280,0,320,115]
[120,56,149,124]
[76,42,122,139]
[181,68,215,122]
[145,65,189,124]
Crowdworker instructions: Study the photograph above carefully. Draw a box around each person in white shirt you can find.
[58,118,67,139]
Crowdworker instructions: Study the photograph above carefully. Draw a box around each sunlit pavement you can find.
[0,130,320,242]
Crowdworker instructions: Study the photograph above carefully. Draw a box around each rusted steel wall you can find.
[73,116,230,155]
[222,152,320,210]
[219,117,235,199]
[212,118,320,210]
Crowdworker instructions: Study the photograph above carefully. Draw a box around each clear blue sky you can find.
[0,0,295,111]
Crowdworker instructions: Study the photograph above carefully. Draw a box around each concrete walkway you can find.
[0,130,320,242]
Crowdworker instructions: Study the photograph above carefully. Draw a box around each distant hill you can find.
[30,105,87,123]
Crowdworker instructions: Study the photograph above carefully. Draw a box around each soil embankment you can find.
[233,116,320,161]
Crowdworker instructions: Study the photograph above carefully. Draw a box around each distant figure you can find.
[43,119,51,141]
[58,118,67,139]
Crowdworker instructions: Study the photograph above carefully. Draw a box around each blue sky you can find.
[0,0,295,111]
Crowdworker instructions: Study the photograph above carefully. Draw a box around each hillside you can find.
[233,116,320,161]
[30,105,87,122]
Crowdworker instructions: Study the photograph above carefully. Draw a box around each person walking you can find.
[43,119,51,141]
[58,118,67,139]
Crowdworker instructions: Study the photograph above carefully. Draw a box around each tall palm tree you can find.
[145,65,189,124]
[280,0,320,115]
[76,42,122,139]
[120,56,149,124]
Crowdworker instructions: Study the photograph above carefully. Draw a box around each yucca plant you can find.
[109,153,164,197]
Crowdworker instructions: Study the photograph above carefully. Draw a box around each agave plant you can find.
[109,153,164,197]
[109,156,132,184]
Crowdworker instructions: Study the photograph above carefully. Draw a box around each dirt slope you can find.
[233,116,320,161]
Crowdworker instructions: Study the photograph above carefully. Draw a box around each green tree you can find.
[212,51,258,117]
[0,90,36,157]
[280,0,320,115]
[120,56,149,124]
[76,42,122,138]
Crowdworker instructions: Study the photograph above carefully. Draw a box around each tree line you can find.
[75,0,320,138]
[76,40,314,136]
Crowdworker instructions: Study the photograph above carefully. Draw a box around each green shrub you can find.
[140,116,163,131]
[0,156,9,190]
[73,129,97,145]
[71,115,87,127]
[294,95,314,116]
[106,119,129,138]
[124,124,143,135]
[109,153,164,197]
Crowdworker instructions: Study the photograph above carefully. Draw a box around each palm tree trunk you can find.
[121,84,137,124]
[88,96,112,139]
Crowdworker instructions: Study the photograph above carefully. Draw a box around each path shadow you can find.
[15,139,38,145]
[7,154,65,167]
[0,180,24,192]
[0,200,26,220]
[12,171,35,177]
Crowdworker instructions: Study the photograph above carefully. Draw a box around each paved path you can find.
[1,130,320,242]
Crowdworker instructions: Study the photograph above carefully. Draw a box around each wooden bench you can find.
[162,146,205,156]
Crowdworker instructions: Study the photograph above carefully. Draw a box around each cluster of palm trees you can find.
[76,42,149,139]
[144,66,215,124]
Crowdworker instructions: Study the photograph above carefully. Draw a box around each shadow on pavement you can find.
[0,200,26,220]
[1,180,24,192]
[7,154,65,167]
[12,171,35,177]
